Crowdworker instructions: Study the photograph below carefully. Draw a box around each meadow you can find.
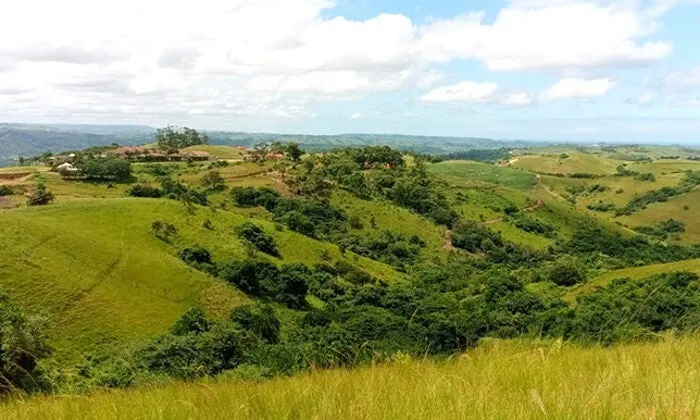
[0,198,401,359]
[2,335,699,419]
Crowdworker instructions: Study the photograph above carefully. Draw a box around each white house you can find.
[56,162,79,175]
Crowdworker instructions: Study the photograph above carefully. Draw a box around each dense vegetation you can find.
[3,140,700,406]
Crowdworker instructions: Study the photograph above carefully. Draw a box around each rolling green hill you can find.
[0,198,402,359]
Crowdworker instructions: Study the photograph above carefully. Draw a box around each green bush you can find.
[235,222,279,256]
[0,291,51,393]
[27,183,54,206]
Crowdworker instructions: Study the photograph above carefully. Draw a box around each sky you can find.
[0,0,699,143]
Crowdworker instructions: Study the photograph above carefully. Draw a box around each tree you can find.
[285,142,305,162]
[230,304,281,344]
[27,183,54,206]
[235,222,279,256]
[155,126,209,150]
[549,256,586,287]
[201,170,225,190]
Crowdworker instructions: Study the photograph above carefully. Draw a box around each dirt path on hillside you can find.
[443,174,544,249]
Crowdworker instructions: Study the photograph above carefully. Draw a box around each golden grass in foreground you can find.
[4,336,700,419]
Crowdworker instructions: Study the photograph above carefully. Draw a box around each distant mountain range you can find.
[0,122,541,166]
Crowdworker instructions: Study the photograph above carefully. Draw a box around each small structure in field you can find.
[56,162,79,176]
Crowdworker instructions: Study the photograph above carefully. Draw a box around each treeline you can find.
[11,263,700,393]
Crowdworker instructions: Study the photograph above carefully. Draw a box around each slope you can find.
[0,198,402,359]
[3,336,699,419]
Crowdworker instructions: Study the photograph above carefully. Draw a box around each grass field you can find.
[429,160,537,190]
[0,198,401,359]
[3,335,700,419]
[618,188,700,243]
[567,258,700,301]
[181,145,244,160]
[512,152,621,175]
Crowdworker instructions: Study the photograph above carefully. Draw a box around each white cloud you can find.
[502,92,534,106]
[0,0,680,124]
[417,1,672,71]
[540,77,616,100]
[420,81,499,103]
[350,112,363,120]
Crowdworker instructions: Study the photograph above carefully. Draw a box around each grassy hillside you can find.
[567,258,700,301]
[3,336,699,419]
[0,198,401,359]
[429,160,537,189]
[511,152,621,175]
[618,188,700,243]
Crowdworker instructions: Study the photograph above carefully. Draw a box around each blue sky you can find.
[0,0,699,143]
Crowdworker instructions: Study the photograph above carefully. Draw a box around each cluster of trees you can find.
[334,230,425,270]
[67,256,700,391]
[235,222,279,256]
[507,213,557,238]
[59,156,132,182]
[231,187,346,239]
[0,185,13,196]
[633,219,686,240]
[128,178,208,208]
[565,227,700,266]
[155,126,209,150]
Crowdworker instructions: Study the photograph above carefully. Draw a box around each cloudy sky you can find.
[1,0,699,143]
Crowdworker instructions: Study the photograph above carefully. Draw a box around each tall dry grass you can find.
[3,336,699,419]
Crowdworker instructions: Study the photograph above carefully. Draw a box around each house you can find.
[56,162,79,176]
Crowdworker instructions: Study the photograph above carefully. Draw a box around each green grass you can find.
[567,258,700,302]
[0,198,402,359]
[429,160,537,190]
[618,188,700,243]
[512,152,621,175]
[3,335,700,419]
[487,220,554,250]
[181,145,244,160]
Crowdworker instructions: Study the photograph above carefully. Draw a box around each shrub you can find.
[0,291,51,393]
[451,220,503,253]
[201,170,225,190]
[568,272,700,345]
[151,220,177,242]
[27,183,54,206]
[171,308,211,336]
[179,245,213,266]
[549,256,586,286]
[126,184,163,198]
[0,185,13,196]
[136,322,244,380]
[235,222,279,256]
[230,304,280,344]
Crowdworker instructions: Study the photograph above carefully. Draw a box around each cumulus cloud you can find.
[350,112,363,120]
[540,77,616,100]
[420,81,500,103]
[502,92,535,106]
[417,1,671,71]
[0,0,679,124]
